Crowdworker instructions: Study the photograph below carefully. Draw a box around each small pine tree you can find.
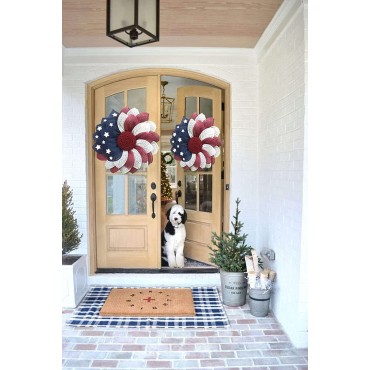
[161,152,173,200]
[62,180,82,254]
[208,198,262,272]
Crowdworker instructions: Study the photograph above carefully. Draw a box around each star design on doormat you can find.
[143,297,156,303]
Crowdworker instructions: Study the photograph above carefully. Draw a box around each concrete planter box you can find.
[62,254,88,308]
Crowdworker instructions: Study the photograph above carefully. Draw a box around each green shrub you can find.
[208,198,262,272]
[62,180,82,254]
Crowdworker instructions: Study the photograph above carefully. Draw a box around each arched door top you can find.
[87,68,231,91]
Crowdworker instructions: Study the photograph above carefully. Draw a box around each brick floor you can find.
[62,291,308,369]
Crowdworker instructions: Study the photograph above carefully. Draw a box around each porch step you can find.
[88,273,221,287]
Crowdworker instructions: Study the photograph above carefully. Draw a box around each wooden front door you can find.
[94,76,161,269]
[176,85,223,264]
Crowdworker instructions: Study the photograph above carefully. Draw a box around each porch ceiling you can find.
[62,0,284,48]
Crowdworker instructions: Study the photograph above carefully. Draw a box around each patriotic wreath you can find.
[170,112,221,171]
[92,107,159,173]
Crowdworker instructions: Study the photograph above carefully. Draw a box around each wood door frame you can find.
[86,68,231,275]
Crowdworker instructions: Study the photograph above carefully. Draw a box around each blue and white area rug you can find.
[66,286,229,328]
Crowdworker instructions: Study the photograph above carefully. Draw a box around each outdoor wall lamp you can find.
[106,0,160,48]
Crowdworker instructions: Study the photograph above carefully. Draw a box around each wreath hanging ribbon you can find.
[92,107,159,173]
[170,112,221,171]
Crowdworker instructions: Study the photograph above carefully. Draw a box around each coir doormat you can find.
[66,286,229,328]
[100,288,195,317]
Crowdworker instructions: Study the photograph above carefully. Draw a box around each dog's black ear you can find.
[166,207,171,220]
[181,210,187,224]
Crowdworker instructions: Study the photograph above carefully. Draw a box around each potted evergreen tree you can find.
[209,198,262,306]
[62,180,88,308]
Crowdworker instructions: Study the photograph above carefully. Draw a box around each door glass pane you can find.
[185,97,197,118]
[128,175,147,214]
[199,174,212,213]
[106,174,125,214]
[106,92,125,115]
[199,97,213,118]
[128,88,146,113]
[104,88,149,217]
[185,174,197,210]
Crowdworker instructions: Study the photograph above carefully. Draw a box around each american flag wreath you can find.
[170,113,222,171]
[92,107,159,173]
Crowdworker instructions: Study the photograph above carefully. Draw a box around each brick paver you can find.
[62,290,308,369]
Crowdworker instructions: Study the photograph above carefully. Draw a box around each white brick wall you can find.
[255,0,307,348]
[62,48,259,254]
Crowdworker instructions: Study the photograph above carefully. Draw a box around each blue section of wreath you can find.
[170,116,192,162]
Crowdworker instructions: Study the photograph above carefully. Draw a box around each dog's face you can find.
[166,204,187,226]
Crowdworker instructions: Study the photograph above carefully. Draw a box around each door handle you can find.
[150,193,157,218]
[175,190,182,204]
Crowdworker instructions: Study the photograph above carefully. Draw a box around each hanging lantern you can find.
[106,0,160,48]
[160,81,175,123]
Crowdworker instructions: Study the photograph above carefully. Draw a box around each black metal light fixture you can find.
[107,0,160,48]
[161,81,175,123]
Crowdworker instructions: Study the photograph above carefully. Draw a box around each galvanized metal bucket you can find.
[248,288,271,317]
[220,270,248,306]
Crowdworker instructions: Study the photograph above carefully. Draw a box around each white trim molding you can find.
[62,46,255,67]
[255,0,304,61]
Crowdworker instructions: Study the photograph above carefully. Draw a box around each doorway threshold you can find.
[95,258,218,274]
[96,267,218,274]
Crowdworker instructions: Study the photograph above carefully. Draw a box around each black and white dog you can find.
[161,204,187,268]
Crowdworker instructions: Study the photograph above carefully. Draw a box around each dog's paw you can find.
[176,255,185,268]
